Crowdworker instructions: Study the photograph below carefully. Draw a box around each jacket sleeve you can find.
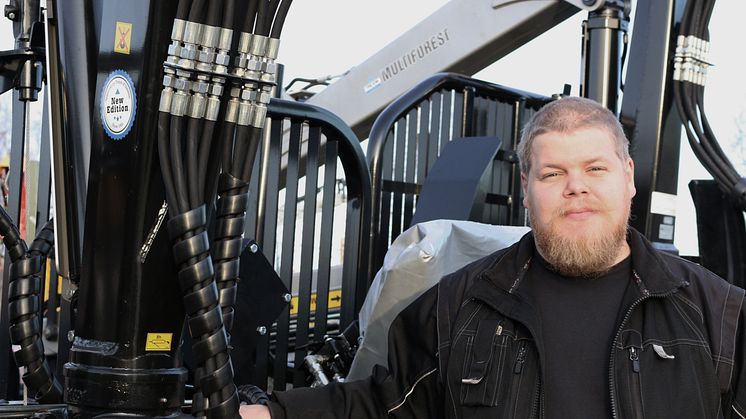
[267,284,444,419]
[725,301,746,418]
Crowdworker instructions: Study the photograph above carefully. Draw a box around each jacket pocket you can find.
[459,318,505,406]
[456,317,537,410]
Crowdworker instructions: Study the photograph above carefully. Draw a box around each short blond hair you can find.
[517,97,630,174]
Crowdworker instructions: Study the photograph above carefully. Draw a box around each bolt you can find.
[283,293,292,303]
[250,243,259,253]
[67,330,75,342]
[159,397,168,405]
[256,326,267,335]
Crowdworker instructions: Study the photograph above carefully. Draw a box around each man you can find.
[241,97,746,418]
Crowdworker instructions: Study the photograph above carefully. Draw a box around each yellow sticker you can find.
[289,289,342,316]
[114,21,132,54]
[145,333,173,351]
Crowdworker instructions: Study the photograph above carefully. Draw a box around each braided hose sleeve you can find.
[166,206,240,419]
[0,205,28,262]
[212,173,249,334]
[29,218,55,257]
[8,254,63,403]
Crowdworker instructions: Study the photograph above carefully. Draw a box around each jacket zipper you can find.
[514,342,527,374]
[628,347,645,417]
[608,271,678,419]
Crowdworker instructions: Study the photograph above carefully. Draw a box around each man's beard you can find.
[530,206,630,278]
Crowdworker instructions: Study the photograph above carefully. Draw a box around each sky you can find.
[1,0,744,256]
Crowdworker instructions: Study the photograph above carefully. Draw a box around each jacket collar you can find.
[476,227,688,297]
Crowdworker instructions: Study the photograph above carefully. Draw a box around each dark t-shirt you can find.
[523,253,632,419]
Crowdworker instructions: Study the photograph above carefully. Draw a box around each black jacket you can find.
[269,229,746,418]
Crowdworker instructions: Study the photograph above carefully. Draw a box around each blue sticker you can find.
[100,70,137,140]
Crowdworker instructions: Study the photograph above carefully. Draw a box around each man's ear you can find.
[626,158,636,198]
[521,172,529,208]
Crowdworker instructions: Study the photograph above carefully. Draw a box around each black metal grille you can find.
[245,98,371,390]
[367,73,552,280]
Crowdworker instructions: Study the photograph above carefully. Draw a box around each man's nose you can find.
[563,172,589,196]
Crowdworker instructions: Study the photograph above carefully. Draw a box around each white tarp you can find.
[348,220,529,379]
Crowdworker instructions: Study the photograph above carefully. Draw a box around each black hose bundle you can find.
[1,210,62,403]
[673,0,746,209]
[158,1,294,417]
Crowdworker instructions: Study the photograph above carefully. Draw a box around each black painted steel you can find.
[619,0,685,250]
[367,73,551,281]
[411,136,503,226]
[689,180,746,289]
[580,1,629,114]
[243,98,370,391]
[60,0,189,416]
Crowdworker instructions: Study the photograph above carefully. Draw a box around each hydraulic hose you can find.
[198,119,218,204]
[242,0,259,33]
[187,116,203,209]
[673,0,746,209]
[170,115,190,214]
[158,112,180,218]
[2,211,62,403]
[166,207,239,419]
[270,0,293,39]
[176,0,192,21]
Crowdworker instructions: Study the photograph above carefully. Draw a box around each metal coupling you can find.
[250,34,269,57]
[171,19,187,42]
[183,21,203,46]
[205,96,221,121]
[162,72,176,89]
[197,49,216,72]
[225,98,239,124]
[208,81,225,98]
[237,101,255,126]
[201,24,220,49]
[174,74,192,93]
[167,41,183,65]
[218,28,233,51]
[250,103,267,128]
[266,37,281,61]
[159,88,174,113]
[188,94,207,119]
[170,91,190,116]
[191,77,210,95]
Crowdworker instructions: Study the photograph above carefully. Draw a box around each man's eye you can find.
[589,167,606,172]
[541,172,558,179]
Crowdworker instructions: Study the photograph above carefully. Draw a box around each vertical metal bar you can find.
[376,130,394,269]
[246,138,261,239]
[483,99,499,223]
[414,98,430,211]
[461,87,475,137]
[273,120,302,390]
[391,119,406,242]
[293,125,320,388]
[314,139,337,340]
[403,108,418,228]
[340,197,361,329]
[440,90,453,154]
[36,90,52,228]
[509,101,524,226]
[428,92,442,172]
[452,90,464,140]
[260,118,283,261]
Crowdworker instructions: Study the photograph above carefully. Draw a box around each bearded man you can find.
[241,97,746,419]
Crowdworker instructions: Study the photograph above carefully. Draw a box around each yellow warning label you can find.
[289,289,342,316]
[114,21,132,54]
[145,333,173,351]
